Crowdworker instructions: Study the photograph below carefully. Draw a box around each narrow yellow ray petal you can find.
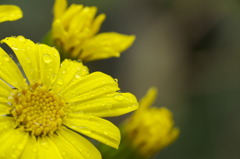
[70,92,138,117]
[139,87,158,110]
[58,128,101,159]
[80,32,135,61]
[64,114,120,149]
[0,116,16,134]
[37,137,63,159]
[52,128,101,159]
[52,59,88,94]
[0,47,26,89]
[20,136,38,159]
[60,71,119,102]
[0,129,28,159]
[0,79,12,103]
[0,5,22,23]
[2,36,40,85]
[37,44,60,88]
[53,0,67,20]
[2,36,60,88]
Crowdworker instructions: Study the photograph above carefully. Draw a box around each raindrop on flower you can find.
[43,54,52,63]
[114,94,125,101]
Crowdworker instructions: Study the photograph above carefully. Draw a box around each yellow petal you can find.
[70,92,138,117]
[0,104,8,115]
[53,0,67,20]
[37,137,63,159]
[60,71,119,102]
[80,32,135,61]
[0,47,26,89]
[0,5,23,23]
[139,87,158,110]
[0,129,28,158]
[52,59,88,93]
[68,6,97,36]
[60,4,83,28]
[89,13,106,36]
[64,114,120,149]
[37,44,60,88]
[2,36,40,85]
[0,116,16,133]
[52,128,101,159]
[20,136,38,159]
[0,79,12,103]
[52,20,67,40]
[2,36,60,88]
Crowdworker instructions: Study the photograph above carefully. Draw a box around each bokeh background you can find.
[1,0,240,159]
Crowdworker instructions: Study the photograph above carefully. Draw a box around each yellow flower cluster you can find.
[0,1,179,159]
[52,0,135,61]
[125,88,179,158]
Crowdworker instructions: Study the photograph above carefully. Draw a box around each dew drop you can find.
[114,94,125,101]
[43,54,52,63]
[18,36,25,42]
[114,78,118,83]
[75,73,81,79]
[103,131,108,135]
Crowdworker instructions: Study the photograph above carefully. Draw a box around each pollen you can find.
[10,82,65,136]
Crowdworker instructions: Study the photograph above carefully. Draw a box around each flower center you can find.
[10,82,65,136]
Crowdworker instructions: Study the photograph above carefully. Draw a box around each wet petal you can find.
[64,114,120,149]
[2,36,60,88]
[0,47,26,89]
[60,71,119,102]
[37,44,60,88]
[0,79,12,103]
[52,128,101,159]
[52,59,88,94]
[0,129,28,159]
[37,137,63,159]
[70,92,138,117]
[0,116,16,133]
[20,136,38,159]
[0,5,23,23]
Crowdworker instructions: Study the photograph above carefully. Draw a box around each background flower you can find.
[49,0,135,62]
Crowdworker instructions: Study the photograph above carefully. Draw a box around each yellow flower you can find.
[51,0,135,61]
[0,5,22,23]
[125,87,179,158]
[0,36,138,158]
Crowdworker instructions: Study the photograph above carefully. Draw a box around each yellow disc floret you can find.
[10,82,65,136]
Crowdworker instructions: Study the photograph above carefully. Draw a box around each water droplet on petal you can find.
[114,94,125,101]
[43,54,52,63]
[18,36,25,42]
[75,73,81,79]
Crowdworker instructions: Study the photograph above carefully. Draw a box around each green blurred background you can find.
[1,0,240,159]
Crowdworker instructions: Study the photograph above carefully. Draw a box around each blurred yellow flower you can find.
[51,0,135,61]
[0,36,138,158]
[125,87,179,158]
[0,5,22,23]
